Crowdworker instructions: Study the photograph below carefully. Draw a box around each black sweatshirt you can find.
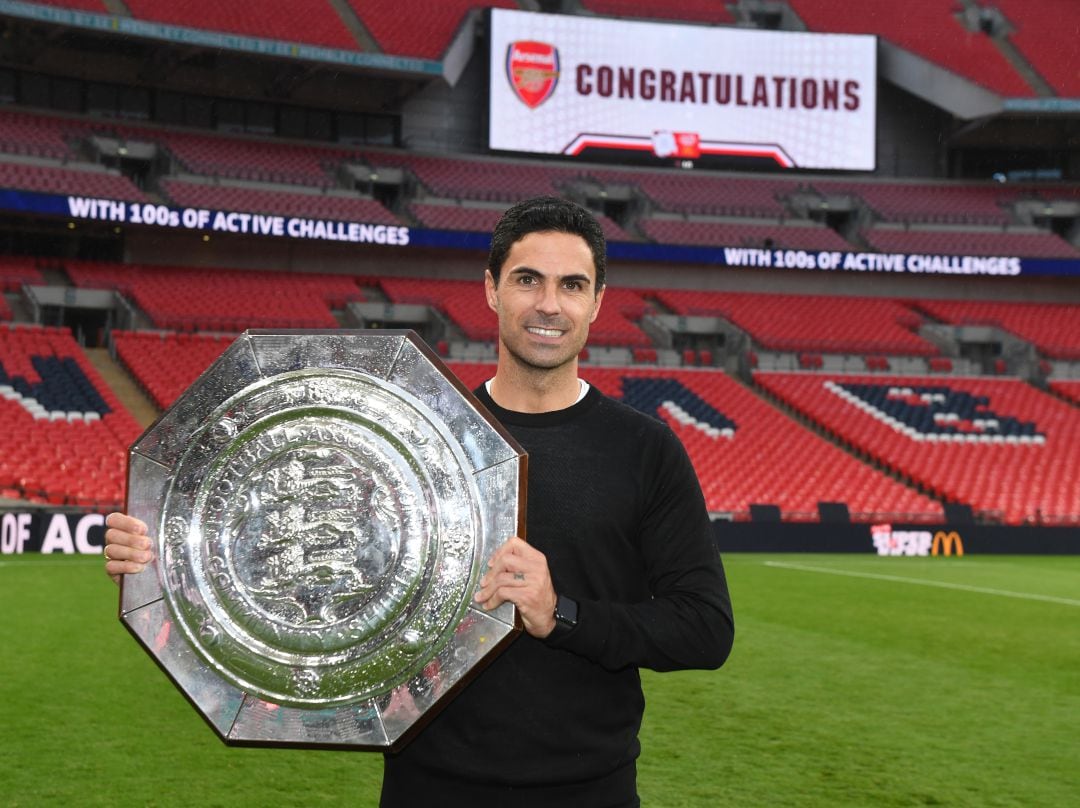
[381,384,734,807]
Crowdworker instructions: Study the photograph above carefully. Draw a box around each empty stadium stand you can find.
[153,130,350,188]
[0,324,140,508]
[787,0,1035,97]
[112,330,231,409]
[0,160,147,202]
[0,257,45,291]
[3,108,1074,262]
[408,202,507,233]
[122,0,360,50]
[161,179,400,224]
[914,299,1080,360]
[347,0,516,59]
[640,219,852,251]
[366,150,587,203]
[756,372,1080,525]
[654,290,939,356]
[581,0,735,24]
[811,180,1023,226]
[64,260,362,332]
[986,0,1080,97]
[865,227,1079,258]
[0,109,81,161]
[589,170,799,219]
[1050,379,1080,406]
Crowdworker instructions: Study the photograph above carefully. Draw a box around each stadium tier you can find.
[865,227,1079,259]
[640,219,852,251]
[654,290,938,356]
[810,181,1022,226]
[3,106,1075,259]
[0,324,139,508]
[122,0,359,50]
[0,160,147,202]
[365,151,587,203]
[112,330,230,409]
[448,362,942,522]
[64,260,362,332]
[347,0,516,59]
[161,180,401,224]
[755,372,1080,525]
[787,0,1034,97]
[0,257,45,292]
[580,0,734,24]
[589,170,799,219]
[913,299,1080,360]
[148,130,352,188]
[0,109,81,161]
[408,202,508,233]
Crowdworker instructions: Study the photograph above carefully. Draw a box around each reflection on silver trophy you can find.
[121,330,525,749]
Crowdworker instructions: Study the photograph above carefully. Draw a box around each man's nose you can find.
[535,283,561,315]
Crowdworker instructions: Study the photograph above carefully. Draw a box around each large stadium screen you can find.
[488,9,877,171]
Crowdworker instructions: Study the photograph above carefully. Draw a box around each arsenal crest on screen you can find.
[506,40,560,109]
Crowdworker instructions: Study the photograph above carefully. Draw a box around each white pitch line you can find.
[764,560,1080,608]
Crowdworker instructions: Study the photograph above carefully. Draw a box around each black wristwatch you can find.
[551,593,579,635]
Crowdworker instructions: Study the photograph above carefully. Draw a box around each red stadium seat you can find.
[347,0,516,59]
[0,324,141,509]
[123,0,359,50]
[755,372,1080,525]
[581,0,734,24]
[65,261,363,333]
[654,290,939,356]
[787,0,1034,97]
[915,299,1080,360]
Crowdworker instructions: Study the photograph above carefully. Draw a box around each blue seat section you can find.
[838,383,1040,438]
[0,356,111,414]
[619,377,737,432]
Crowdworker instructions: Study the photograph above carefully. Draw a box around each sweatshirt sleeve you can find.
[543,426,735,673]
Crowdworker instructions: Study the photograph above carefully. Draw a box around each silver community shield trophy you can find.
[120,330,526,750]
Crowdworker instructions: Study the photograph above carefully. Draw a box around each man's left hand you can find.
[474,537,557,638]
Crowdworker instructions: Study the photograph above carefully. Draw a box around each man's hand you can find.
[474,537,557,638]
[103,512,154,585]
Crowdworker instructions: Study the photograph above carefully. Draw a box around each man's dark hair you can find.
[487,196,606,292]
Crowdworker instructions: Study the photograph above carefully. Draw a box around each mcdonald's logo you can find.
[931,531,964,557]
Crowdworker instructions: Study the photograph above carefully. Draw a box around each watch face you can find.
[556,594,578,626]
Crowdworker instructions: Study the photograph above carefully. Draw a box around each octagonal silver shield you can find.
[120,330,526,750]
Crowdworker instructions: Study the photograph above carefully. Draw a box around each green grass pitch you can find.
[1,553,1077,806]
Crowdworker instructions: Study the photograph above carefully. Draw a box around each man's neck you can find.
[488,357,581,414]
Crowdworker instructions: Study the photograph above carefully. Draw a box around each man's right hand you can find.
[104,512,154,585]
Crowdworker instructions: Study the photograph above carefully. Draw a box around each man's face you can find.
[485,230,604,373]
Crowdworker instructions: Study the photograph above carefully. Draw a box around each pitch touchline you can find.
[763,561,1080,607]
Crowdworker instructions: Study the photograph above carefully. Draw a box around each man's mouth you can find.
[527,326,565,338]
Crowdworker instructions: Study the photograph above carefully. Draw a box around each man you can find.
[105,196,734,806]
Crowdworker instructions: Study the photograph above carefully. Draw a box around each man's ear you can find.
[484,269,499,313]
[589,283,605,324]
